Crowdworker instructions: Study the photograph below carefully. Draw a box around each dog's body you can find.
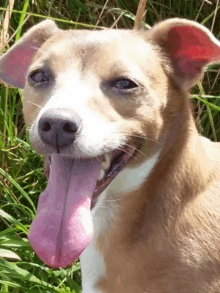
[1,19,220,292]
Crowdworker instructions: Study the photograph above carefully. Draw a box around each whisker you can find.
[95,155,101,163]
[116,146,136,158]
[123,133,158,143]
[123,143,147,158]
[104,198,122,203]
[27,100,42,109]
[27,121,36,131]
[31,45,49,58]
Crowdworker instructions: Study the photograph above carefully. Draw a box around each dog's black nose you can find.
[38,108,81,150]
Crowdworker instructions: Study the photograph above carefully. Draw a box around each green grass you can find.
[0,0,220,292]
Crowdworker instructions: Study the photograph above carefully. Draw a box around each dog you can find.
[1,18,220,293]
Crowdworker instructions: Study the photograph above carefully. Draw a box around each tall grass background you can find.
[0,0,220,292]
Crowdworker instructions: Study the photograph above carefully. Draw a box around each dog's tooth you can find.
[98,169,105,181]
[102,153,111,170]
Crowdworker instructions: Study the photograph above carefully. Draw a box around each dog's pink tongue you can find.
[28,155,101,268]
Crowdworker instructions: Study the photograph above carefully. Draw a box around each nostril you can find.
[38,108,81,150]
[63,122,77,134]
[42,121,51,132]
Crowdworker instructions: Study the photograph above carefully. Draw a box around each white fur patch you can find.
[80,238,105,293]
[110,151,160,194]
[80,188,111,293]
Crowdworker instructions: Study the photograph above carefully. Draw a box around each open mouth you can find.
[92,142,142,208]
[28,140,141,268]
[44,140,142,209]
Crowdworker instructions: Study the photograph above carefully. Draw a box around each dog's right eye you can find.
[29,70,50,84]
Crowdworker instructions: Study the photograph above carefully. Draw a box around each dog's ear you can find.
[0,20,59,88]
[148,18,220,90]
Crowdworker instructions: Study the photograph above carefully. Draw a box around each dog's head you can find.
[1,19,220,268]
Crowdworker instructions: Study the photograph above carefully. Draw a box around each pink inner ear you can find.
[161,25,220,78]
[165,26,220,63]
[10,46,35,85]
[1,40,37,87]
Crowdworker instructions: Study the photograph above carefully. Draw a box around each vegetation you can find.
[0,0,220,292]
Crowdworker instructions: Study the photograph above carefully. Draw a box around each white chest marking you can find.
[80,237,105,293]
[80,151,160,293]
[80,188,110,293]
[110,151,160,194]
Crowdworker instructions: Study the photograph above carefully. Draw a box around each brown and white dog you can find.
[1,18,220,292]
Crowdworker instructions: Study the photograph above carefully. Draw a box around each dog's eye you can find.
[29,70,50,84]
[111,78,138,90]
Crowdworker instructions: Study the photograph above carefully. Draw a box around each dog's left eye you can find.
[29,70,50,84]
[111,78,138,90]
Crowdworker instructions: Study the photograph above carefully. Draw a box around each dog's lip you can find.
[91,142,142,208]
[43,140,142,209]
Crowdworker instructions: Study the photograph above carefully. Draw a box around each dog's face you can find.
[1,19,220,268]
[24,29,168,160]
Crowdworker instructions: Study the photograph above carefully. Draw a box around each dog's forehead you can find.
[45,29,150,51]
[33,29,158,75]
